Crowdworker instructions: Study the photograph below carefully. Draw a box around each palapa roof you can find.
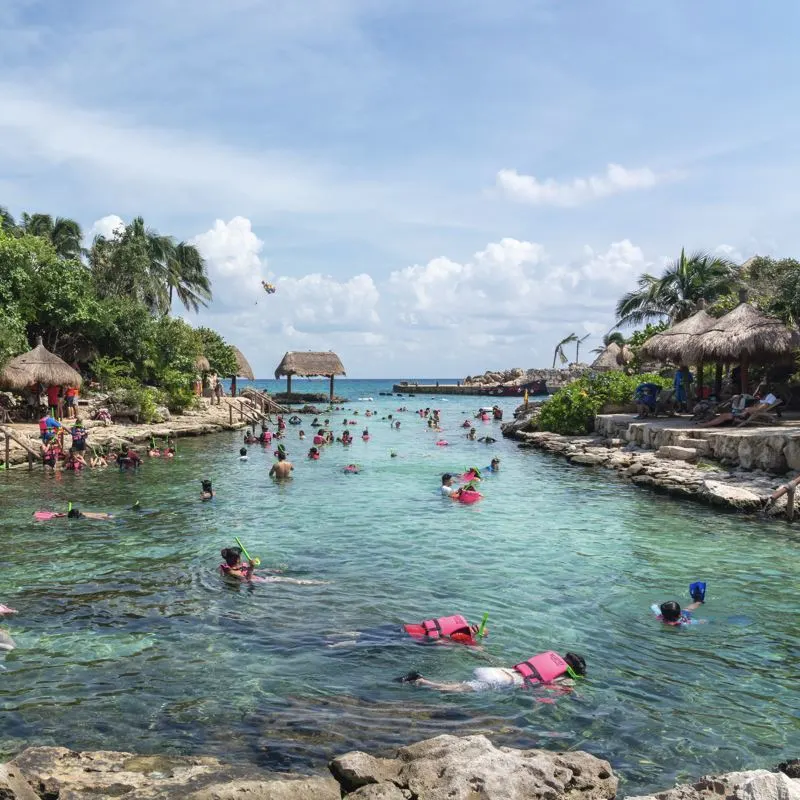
[688,302,799,363]
[640,309,715,363]
[0,338,83,391]
[274,351,346,379]
[591,342,630,371]
[231,347,255,380]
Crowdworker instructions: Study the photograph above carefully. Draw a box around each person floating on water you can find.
[485,457,500,472]
[397,651,586,693]
[0,603,18,652]
[218,544,325,585]
[270,450,294,479]
[652,582,707,626]
[477,436,496,444]
[239,447,248,461]
[403,614,486,646]
[200,479,215,500]
[68,507,114,520]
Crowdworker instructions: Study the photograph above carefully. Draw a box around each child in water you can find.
[653,582,706,626]
[200,479,215,500]
[239,447,248,461]
[219,546,255,579]
[308,447,320,460]
[0,603,18,652]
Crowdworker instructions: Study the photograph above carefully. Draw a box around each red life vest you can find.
[404,614,471,641]
[513,651,568,685]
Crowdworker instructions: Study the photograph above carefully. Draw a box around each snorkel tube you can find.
[235,536,261,567]
[477,612,489,638]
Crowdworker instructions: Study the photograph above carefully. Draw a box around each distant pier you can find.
[391,382,546,396]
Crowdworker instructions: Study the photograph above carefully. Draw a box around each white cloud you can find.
[579,239,648,284]
[496,163,665,207]
[87,214,124,241]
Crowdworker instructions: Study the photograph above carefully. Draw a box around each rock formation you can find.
[465,366,590,392]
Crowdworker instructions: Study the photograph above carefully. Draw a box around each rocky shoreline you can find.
[465,365,590,392]
[0,398,253,469]
[0,735,796,799]
[501,412,797,518]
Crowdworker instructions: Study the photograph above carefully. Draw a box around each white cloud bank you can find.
[496,163,665,207]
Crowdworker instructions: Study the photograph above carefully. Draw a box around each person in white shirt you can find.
[440,473,458,496]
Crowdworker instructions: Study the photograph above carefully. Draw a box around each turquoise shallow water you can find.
[1,379,799,794]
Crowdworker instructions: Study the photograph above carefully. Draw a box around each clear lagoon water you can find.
[1,378,798,794]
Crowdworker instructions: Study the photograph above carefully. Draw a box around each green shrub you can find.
[538,372,670,435]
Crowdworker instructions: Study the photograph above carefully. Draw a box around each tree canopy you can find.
[0,209,235,415]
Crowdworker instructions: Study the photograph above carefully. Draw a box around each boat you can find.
[485,379,548,397]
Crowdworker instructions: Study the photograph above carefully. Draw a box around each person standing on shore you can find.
[214,379,223,405]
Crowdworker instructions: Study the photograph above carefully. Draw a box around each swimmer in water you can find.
[68,508,114,520]
[239,447,248,461]
[440,473,459,497]
[270,451,294,479]
[397,651,586,693]
[0,603,18,652]
[486,457,500,472]
[477,436,496,444]
[219,546,256,579]
[308,446,320,460]
[299,430,306,440]
[201,479,215,500]
[653,582,707,626]
[467,427,477,440]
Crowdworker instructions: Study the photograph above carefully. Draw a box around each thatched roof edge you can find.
[274,351,346,379]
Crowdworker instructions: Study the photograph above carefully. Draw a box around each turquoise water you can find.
[1,379,798,794]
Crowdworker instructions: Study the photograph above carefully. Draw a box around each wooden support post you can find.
[787,484,796,522]
[229,402,233,425]
[714,362,723,399]
[329,374,335,403]
[287,374,292,398]
[28,451,33,471]
[238,401,243,421]
[4,432,9,471]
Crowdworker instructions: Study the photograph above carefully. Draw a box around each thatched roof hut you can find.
[687,303,799,392]
[231,347,255,380]
[0,338,82,391]
[590,342,630,371]
[274,351,346,401]
[640,309,715,363]
[194,355,211,372]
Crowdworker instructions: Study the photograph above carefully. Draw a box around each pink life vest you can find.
[513,651,568,685]
[417,615,471,640]
[313,435,324,445]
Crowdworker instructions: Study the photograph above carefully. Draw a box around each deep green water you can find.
[1,381,798,794]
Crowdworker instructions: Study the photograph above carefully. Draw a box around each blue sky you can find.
[1,0,798,377]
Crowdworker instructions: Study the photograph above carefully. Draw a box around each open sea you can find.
[1,378,798,794]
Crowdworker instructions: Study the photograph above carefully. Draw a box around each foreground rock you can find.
[330,734,617,800]
[628,766,800,800]
[1,735,616,800]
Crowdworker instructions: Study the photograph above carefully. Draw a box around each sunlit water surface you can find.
[1,379,798,794]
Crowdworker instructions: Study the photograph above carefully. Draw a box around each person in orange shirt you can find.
[64,385,79,419]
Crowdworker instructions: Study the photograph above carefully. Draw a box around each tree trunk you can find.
[287,374,292,397]
[714,363,723,398]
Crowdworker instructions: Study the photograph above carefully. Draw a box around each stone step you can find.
[657,445,698,462]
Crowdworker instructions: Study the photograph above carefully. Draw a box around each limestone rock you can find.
[393,734,617,800]
[347,784,409,799]
[570,453,608,465]
[702,480,764,510]
[329,751,401,792]
[676,437,711,456]
[632,474,656,486]
[657,446,698,462]
[625,461,646,477]
[783,438,800,471]
[9,746,340,800]
[0,764,40,800]
[628,769,800,800]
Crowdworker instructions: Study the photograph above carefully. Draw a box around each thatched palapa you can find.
[231,347,255,380]
[640,309,715,363]
[591,342,632,371]
[275,351,346,401]
[0,338,82,391]
[194,355,211,372]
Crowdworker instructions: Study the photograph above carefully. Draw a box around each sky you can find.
[2,0,799,378]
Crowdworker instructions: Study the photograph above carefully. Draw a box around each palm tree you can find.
[552,333,578,368]
[167,242,212,313]
[575,333,590,364]
[615,248,737,328]
[19,212,84,259]
[0,206,17,234]
[591,331,626,355]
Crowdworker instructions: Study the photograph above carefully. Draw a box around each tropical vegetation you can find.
[537,371,670,435]
[0,207,236,420]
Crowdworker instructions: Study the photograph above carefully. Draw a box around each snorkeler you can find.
[403,614,485,645]
[117,445,142,469]
[201,479,215,500]
[219,546,256,579]
[397,651,586,693]
[652,582,707,626]
[68,508,114,520]
[477,436,496,444]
